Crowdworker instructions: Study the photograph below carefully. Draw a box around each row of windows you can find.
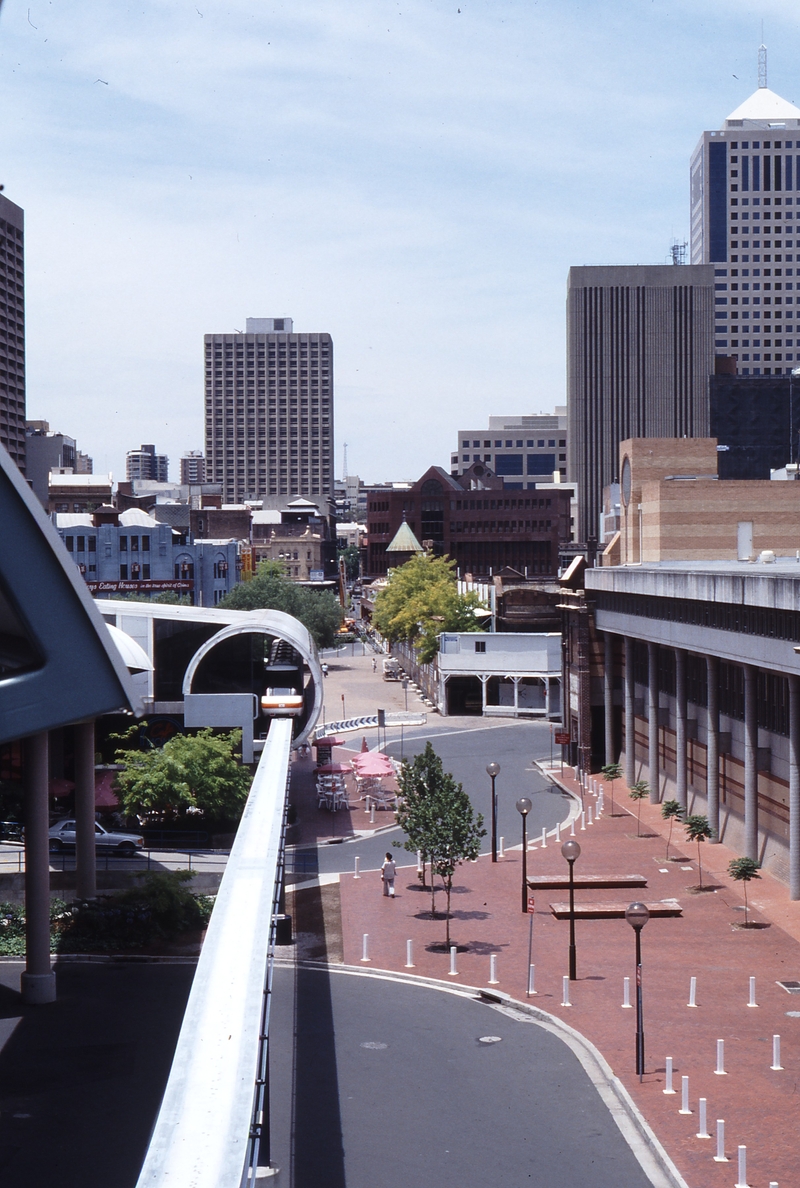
[729,153,798,193]
[597,589,800,642]
[460,438,565,449]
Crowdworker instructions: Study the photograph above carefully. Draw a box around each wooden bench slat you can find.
[548,901,682,920]
[527,875,647,890]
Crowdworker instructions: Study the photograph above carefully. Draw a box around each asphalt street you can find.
[315,717,572,874]
[269,963,653,1188]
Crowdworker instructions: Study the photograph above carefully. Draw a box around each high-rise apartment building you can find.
[567,265,715,541]
[204,317,333,503]
[126,444,169,483]
[691,69,800,371]
[0,193,25,473]
[450,412,567,486]
[180,451,206,485]
[25,420,93,506]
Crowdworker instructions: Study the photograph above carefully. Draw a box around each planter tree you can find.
[727,856,761,926]
[683,814,715,888]
[661,799,685,861]
[600,762,622,816]
[396,742,447,895]
[629,780,649,837]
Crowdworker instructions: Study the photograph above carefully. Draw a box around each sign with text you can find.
[554,731,570,745]
[85,579,193,594]
[527,896,536,913]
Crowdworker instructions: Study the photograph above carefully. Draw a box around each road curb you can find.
[279,959,689,1188]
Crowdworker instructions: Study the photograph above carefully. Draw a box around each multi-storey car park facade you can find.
[0,193,25,473]
[691,80,800,373]
[204,317,333,504]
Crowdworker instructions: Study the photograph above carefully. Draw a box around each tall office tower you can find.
[691,56,800,367]
[180,451,206,485]
[126,443,169,482]
[450,411,567,485]
[0,194,26,473]
[24,420,93,506]
[204,317,333,503]
[567,265,715,541]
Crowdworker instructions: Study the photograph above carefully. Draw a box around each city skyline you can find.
[2,2,800,484]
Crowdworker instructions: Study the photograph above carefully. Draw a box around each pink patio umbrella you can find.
[314,736,347,749]
[352,753,394,777]
[316,763,352,775]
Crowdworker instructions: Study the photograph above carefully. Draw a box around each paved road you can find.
[315,717,573,874]
[269,963,653,1188]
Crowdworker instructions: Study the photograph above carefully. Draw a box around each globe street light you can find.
[625,901,650,1081]
[486,762,500,863]
[516,798,532,913]
[561,839,581,980]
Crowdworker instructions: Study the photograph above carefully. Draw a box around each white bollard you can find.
[370,803,375,824]
[622,976,632,1009]
[688,975,697,1008]
[714,1119,727,1162]
[696,1097,710,1139]
[679,1075,691,1115]
[541,826,547,849]
[771,1034,783,1071]
[489,953,499,985]
[354,856,361,879]
[589,805,595,825]
[417,849,423,874]
[715,1038,726,1074]
[663,1056,675,1094]
[562,975,571,1006]
[736,1146,747,1188]
[528,963,537,996]
[361,933,370,962]
[449,945,458,976]
[748,975,758,1007]
[555,821,561,843]
[405,939,414,968]
[580,811,586,831]
[499,835,505,858]
[569,817,576,837]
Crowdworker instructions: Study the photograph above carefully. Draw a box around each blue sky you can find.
[1,0,799,484]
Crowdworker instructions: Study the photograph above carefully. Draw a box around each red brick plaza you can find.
[339,766,800,1188]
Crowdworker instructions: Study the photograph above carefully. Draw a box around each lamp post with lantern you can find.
[625,901,650,1080]
[516,797,532,913]
[486,762,500,863]
[561,840,581,980]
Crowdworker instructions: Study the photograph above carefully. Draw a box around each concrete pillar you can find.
[74,720,97,902]
[706,656,720,844]
[511,677,520,714]
[789,674,800,899]
[675,648,687,811]
[743,664,759,861]
[479,675,488,713]
[624,637,635,789]
[545,678,553,719]
[648,642,659,803]
[603,632,615,766]
[22,732,56,1005]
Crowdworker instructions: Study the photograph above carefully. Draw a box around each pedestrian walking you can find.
[372,657,377,673]
[381,852,397,897]
[321,662,329,677]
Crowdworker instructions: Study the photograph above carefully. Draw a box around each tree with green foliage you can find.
[683,814,715,888]
[395,742,485,944]
[373,554,485,663]
[220,560,342,647]
[338,545,361,581]
[727,856,761,926]
[114,729,252,829]
[628,780,649,836]
[661,799,685,861]
[600,762,622,817]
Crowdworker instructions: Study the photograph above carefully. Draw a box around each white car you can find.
[48,819,145,855]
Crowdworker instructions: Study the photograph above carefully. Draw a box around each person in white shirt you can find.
[381,852,397,897]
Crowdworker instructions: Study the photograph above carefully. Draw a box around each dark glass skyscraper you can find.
[0,193,25,473]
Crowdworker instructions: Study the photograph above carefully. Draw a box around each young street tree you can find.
[220,560,342,648]
[600,762,622,817]
[661,799,685,861]
[628,780,649,837]
[727,856,761,926]
[395,741,485,944]
[373,554,485,663]
[683,814,715,888]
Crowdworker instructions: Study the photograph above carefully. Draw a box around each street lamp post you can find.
[625,902,650,1081]
[486,763,500,863]
[516,798,532,913]
[561,840,581,980]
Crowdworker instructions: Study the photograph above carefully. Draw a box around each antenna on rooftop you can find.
[342,441,348,480]
[758,35,767,89]
[670,240,687,266]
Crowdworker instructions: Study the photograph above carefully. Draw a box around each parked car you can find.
[48,819,144,855]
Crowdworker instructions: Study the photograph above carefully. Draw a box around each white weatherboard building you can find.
[691,57,800,370]
[436,632,561,718]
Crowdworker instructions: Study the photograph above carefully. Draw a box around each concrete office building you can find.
[127,444,169,483]
[204,317,333,504]
[567,264,715,542]
[450,411,567,486]
[690,72,800,367]
[0,193,25,473]
[25,421,93,506]
[180,451,206,485]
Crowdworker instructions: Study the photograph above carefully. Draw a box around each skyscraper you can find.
[126,444,169,483]
[204,317,333,503]
[690,58,800,369]
[567,264,715,541]
[180,451,206,485]
[0,193,25,473]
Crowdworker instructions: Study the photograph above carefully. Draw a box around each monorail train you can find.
[261,639,305,717]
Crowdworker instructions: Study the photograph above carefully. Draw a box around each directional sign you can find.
[527,896,536,913]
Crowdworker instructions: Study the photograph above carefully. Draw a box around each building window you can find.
[142,536,150,552]
[88,537,96,552]
[475,640,486,653]
[120,536,127,552]
[65,536,74,552]
[119,564,128,579]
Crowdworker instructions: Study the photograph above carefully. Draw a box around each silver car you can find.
[48,819,144,855]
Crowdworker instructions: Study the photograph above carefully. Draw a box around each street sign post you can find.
[526,894,535,996]
[554,732,570,778]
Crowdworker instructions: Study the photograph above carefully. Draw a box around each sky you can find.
[1,0,800,486]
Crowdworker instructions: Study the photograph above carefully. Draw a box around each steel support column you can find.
[604,632,615,766]
[675,649,687,812]
[706,656,720,843]
[624,637,636,789]
[647,642,659,803]
[743,663,759,861]
[22,732,56,1005]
